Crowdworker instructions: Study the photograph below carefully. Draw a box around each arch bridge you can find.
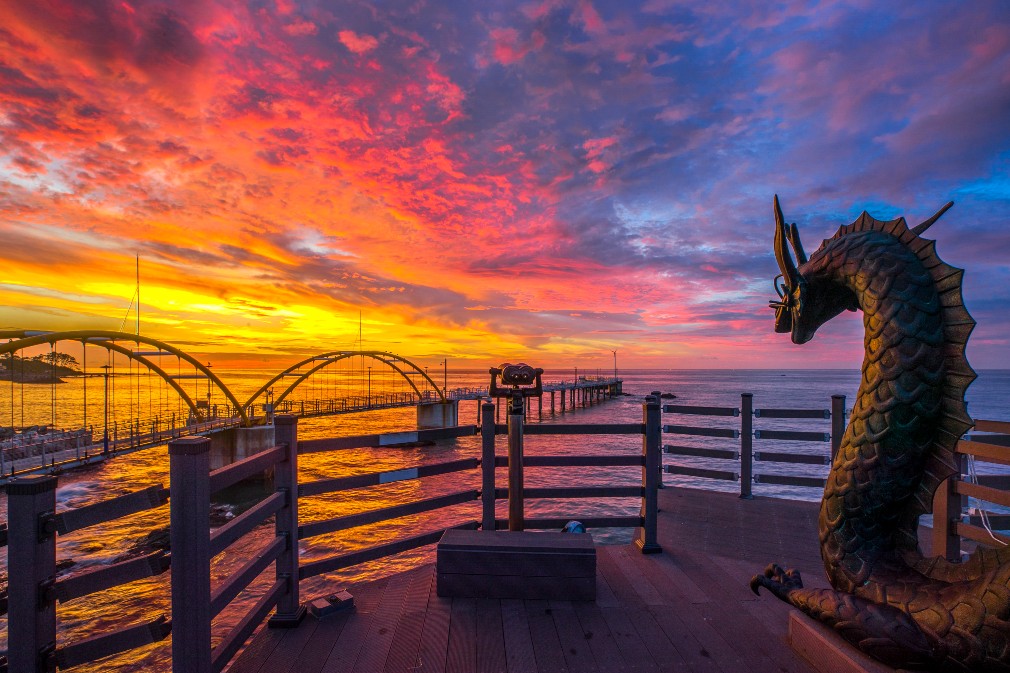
[0,331,447,430]
[244,350,445,421]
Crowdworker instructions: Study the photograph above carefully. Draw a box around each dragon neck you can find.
[814,231,947,591]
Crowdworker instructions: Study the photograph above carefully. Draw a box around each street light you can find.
[367,366,372,406]
[440,359,447,395]
[206,362,212,419]
[101,364,111,455]
[612,350,618,381]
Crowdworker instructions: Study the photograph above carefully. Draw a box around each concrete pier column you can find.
[417,400,458,429]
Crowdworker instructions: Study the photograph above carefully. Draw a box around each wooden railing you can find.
[933,418,1010,560]
[1,400,661,673]
[662,393,846,498]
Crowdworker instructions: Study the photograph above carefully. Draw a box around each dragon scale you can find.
[752,199,1010,672]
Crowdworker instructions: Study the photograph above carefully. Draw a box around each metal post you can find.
[831,395,846,461]
[8,475,58,673]
[636,397,661,554]
[740,393,753,499]
[507,394,524,531]
[169,437,212,673]
[102,364,110,455]
[270,415,306,627]
[651,391,663,489]
[933,453,964,562]
[481,402,496,531]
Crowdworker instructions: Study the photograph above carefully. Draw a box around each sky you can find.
[1,0,1008,371]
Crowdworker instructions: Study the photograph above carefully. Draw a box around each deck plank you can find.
[446,598,477,673]
[547,600,598,673]
[383,566,435,673]
[599,606,659,672]
[260,617,320,673]
[287,613,352,673]
[500,599,537,673]
[475,598,507,673]
[417,575,452,673]
[571,602,626,672]
[318,575,396,673]
[524,599,567,672]
[224,622,284,673]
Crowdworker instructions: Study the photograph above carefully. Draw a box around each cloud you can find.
[0,0,1007,368]
[338,30,379,54]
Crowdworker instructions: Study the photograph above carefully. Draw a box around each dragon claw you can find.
[749,563,803,599]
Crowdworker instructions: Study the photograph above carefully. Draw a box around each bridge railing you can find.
[662,393,846,499]
[1,402,660,673]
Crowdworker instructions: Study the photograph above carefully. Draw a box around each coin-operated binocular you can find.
[489,363,544,416]
[489,363,543,531]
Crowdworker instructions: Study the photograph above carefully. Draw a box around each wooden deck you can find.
[226,488,880,673]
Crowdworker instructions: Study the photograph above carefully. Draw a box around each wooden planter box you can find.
[436,529,596,601]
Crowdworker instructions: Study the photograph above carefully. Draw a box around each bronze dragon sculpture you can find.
[750,196,1010,672]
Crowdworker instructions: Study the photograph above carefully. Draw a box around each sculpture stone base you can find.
[788,611,909,673]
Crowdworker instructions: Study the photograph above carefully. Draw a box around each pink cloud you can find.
[338,30,379,54]
[283,20,317,36]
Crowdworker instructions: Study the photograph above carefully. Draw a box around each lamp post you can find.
[206,362,212,420]
[440,359,447,395]
[424,366,429,396]
[367,366,372,406]
[101,364,111,455]
[612,350,618,381]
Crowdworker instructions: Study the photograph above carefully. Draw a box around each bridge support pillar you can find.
[417,400,458,429]
[205,426,276,471]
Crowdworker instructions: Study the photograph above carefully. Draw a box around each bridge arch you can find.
[245,351,444,417]
[0,330,247,425]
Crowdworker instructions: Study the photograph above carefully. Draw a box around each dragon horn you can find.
[788,222,808,265]
[774,195,800,287]
[911,201,954,236]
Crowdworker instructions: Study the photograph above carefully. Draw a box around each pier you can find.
[3,396,1008,673]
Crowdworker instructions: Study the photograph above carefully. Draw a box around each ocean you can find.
[2,368,1008,671]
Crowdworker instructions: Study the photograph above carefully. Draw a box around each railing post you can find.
[270,414,306,627]
[636,396,662,554]
[933,453,964,562]
[481,402,496,531]
[651,391,664,489]
[507,394,525,531]
[831,395,846,461]
[8,475,58,673]
[740,393,753,499]
[169,437,212,673]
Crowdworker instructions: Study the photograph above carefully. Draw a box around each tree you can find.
[29,351,81,371]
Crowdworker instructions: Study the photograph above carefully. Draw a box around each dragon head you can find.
[769,196,858,344]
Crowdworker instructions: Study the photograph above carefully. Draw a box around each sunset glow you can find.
[2,1,1008,369]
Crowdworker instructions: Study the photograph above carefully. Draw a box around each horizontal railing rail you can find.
[299,457,478,497]
[299,490,479,539]
[298,424,477,453]
[492,454,645,467]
